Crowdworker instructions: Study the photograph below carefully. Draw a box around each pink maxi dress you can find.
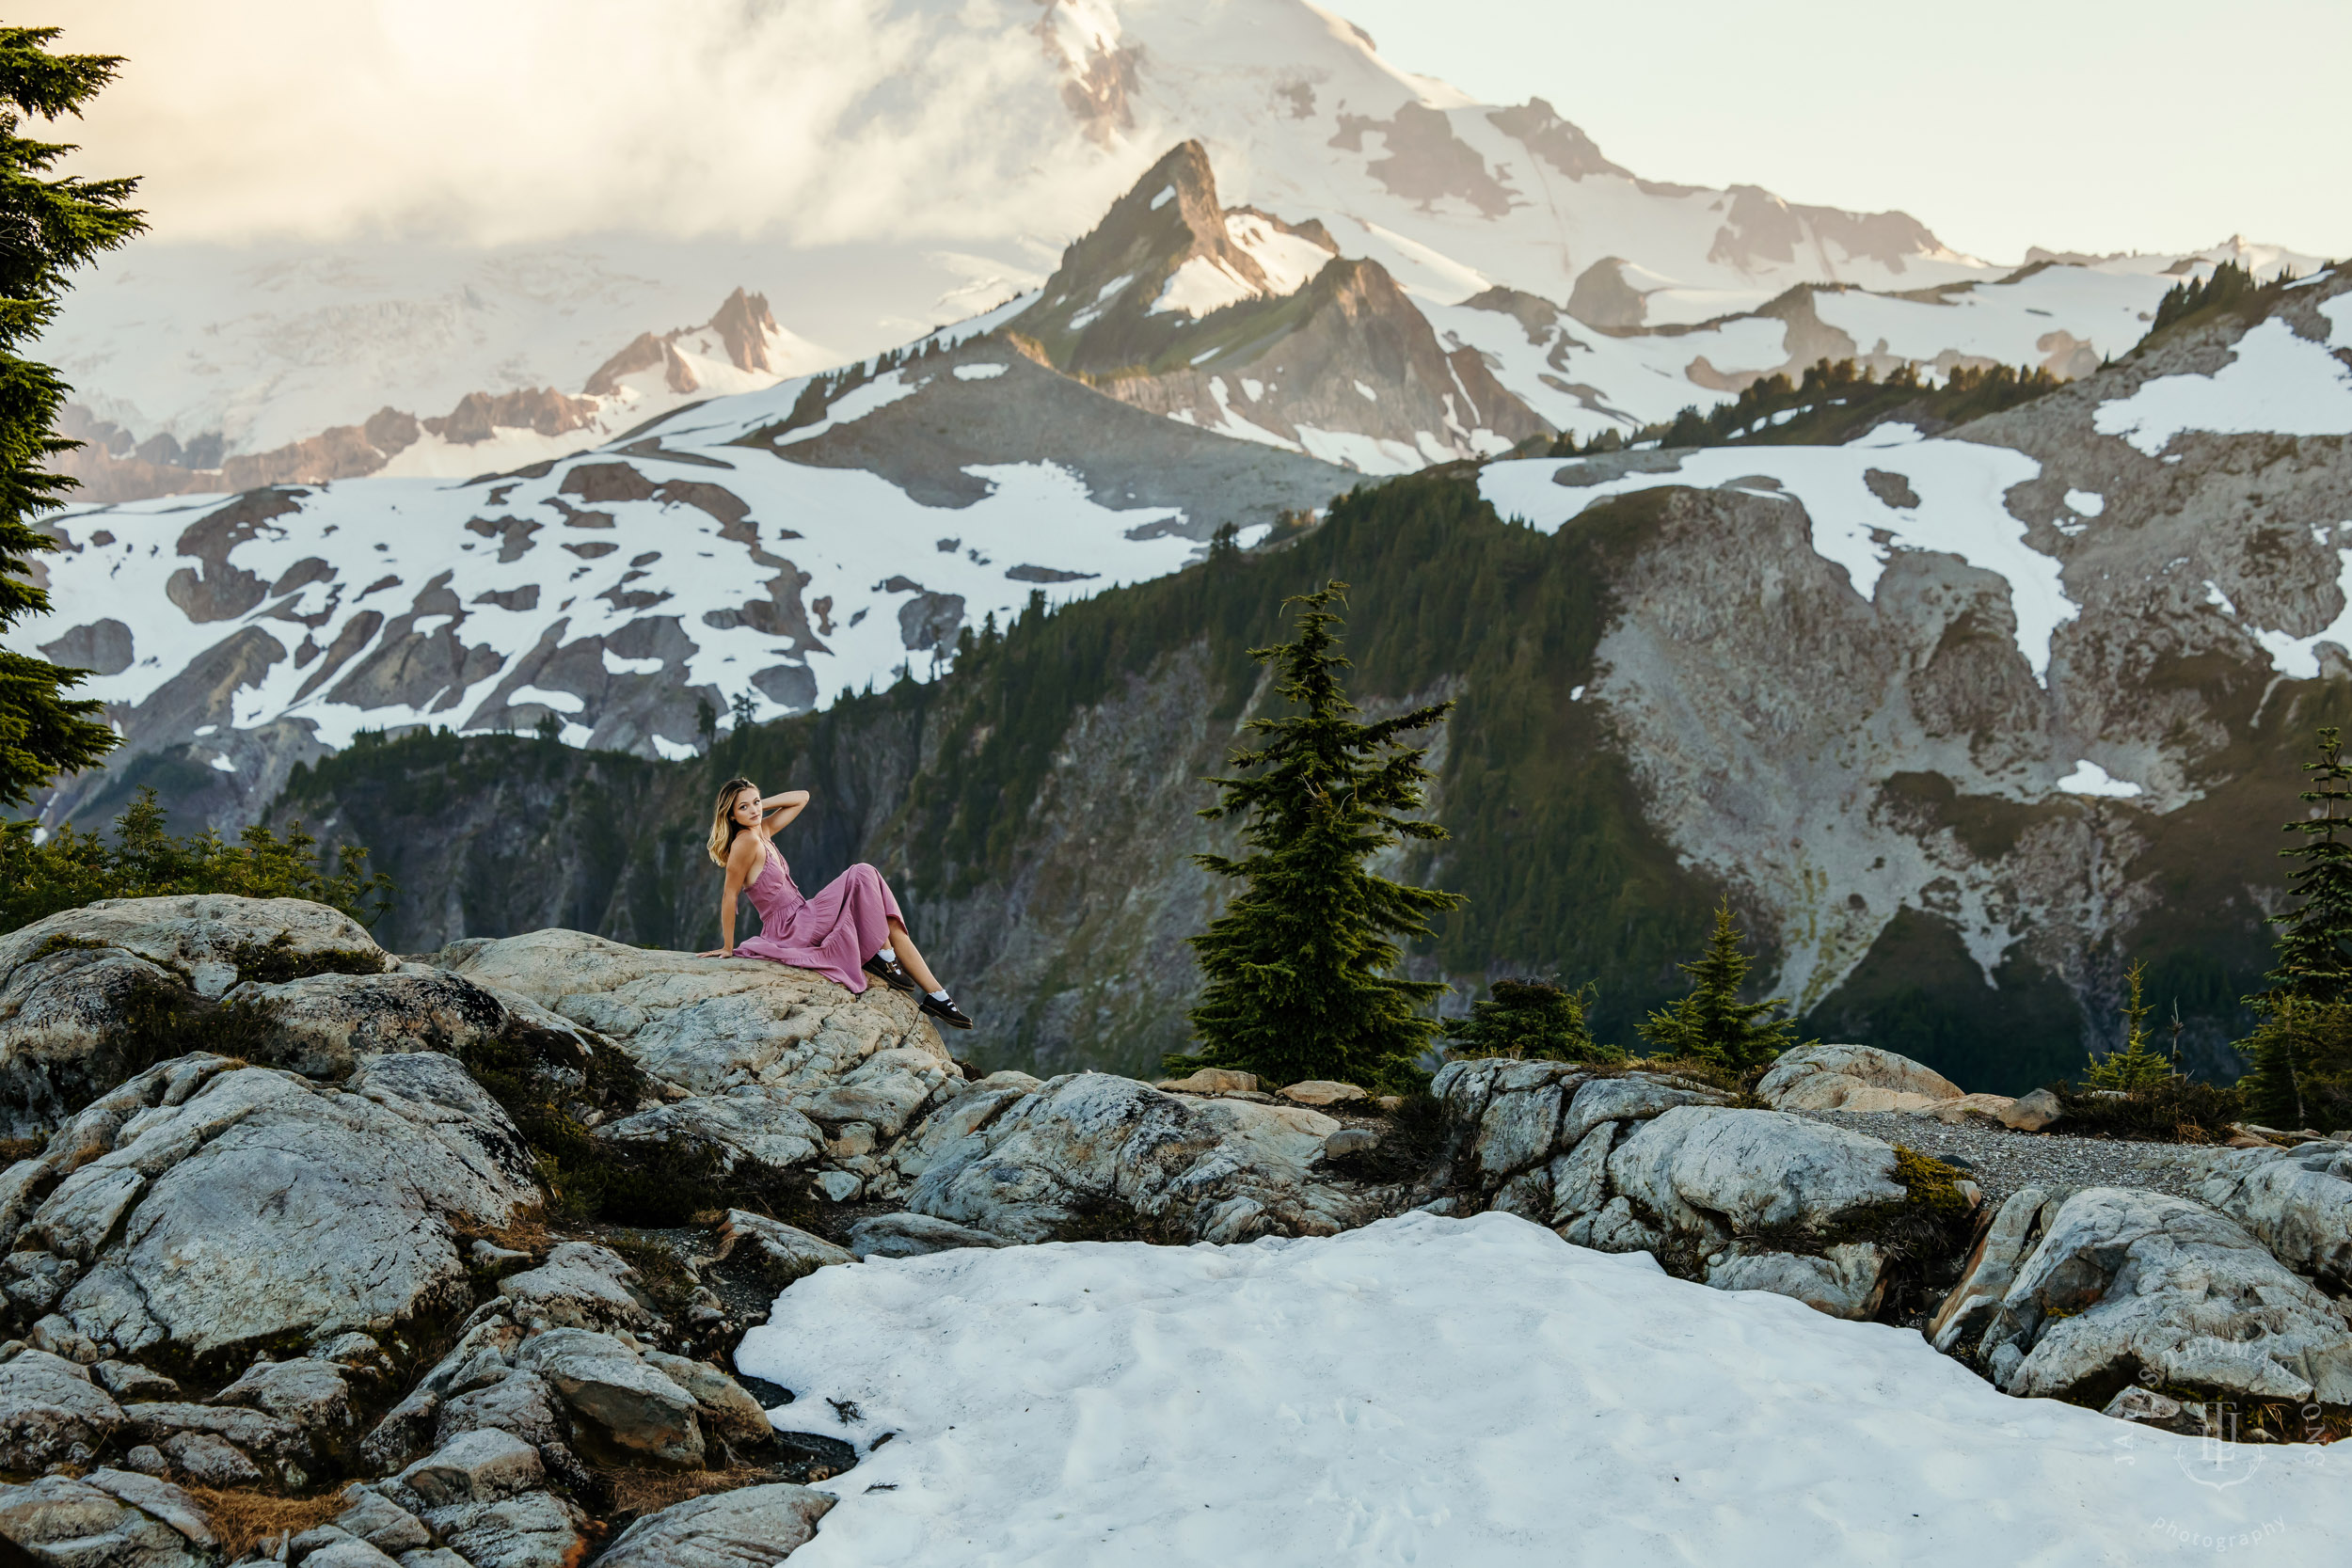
[734,843,905,993]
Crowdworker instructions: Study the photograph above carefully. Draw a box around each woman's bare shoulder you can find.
[726,831,766,871]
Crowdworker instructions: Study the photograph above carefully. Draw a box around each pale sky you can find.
[48,0,2352,264]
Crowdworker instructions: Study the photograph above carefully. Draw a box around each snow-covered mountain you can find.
[46,0,2322,492]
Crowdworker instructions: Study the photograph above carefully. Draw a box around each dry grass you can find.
[453,1209,552,1255]
[182,1485,354,1557]
[596,1465,776,1516]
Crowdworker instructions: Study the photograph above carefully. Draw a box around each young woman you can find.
[701,776,972,1029]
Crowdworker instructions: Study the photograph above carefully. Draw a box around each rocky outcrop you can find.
[439,928,961,1201]
[1945,1185,2352,1407]
[596,1483,834,1568]
[2198,1137,2352,1291]
[0,1470,216,1568]
[1431,1059,1949,1319]
[899,1071,1384,1244]
[1755,1043,1963,1113]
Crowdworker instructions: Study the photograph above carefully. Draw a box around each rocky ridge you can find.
[4,897,2347,1568]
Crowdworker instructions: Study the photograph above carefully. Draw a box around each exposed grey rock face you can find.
[215,1356,356,1433]
[1754,1043,1962,1113]
[2198,1138,2352,1291]
[0,1350,123,1472]
[227,968,511,1080]
[382,1430,589,1568]
[4,1052,538,1366]
[903,1071,1380,1243]
[1927,1184,2076,1352]
[703,1212,854,1292]
[596,1482,834,1568]
[441,928,960,1192]
[119,1402,315,1487]
[845,1212,1011,1259]
[1970,1186,2352,1405]
[516,1330,704,1467]
[0,1469,216,1568]
[1432,1059,1917,1318]
[496,1243,655,1334]
[0,895,390,1134]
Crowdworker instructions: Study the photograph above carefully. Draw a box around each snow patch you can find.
[1479,440,2070,680]
[1148,184,1175,211]
[2321,291,2352,350]
[1223,211,1332,295]
[601,650,665,676]
[2056,760,2143,799]
[1151,255,1263,318]
[2063,488,2105,516]
[508,684,585,714]
[735,1212,2351,1566]
[2092,318,2352,454]
[951,362,1008,380]
[2247,546,2352,679]
[2204,580,2237,616]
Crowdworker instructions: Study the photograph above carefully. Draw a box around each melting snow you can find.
[1479,440,2070,680]
[951,362,1008,380]
[2063,488,2105,516]
[736,1212,2351,1567]
[2204,580,2238,616]
[2245,547,2352,679]
[1223,211,1333,294]
[2322,292,2352,349]
[1152,255,1263,318]
[1148,184,1175,210]
[2091,318,2352,454]
[2056,760,2143,799]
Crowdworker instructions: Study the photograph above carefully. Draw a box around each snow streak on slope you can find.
[2092,318,2352,454]
[735,1212,2351,1566]
[1479,435,2066,678]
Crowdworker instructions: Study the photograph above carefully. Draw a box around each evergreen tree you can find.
[1176,581,1464,1088]
[1446,977,1617,1064]
[0,29,145,804]
[1635,900,1801,1072]
[2082,959,2173,1090]
[2236,727,2352,1126]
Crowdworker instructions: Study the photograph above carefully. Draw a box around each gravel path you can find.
[1791,1109,2234,1210]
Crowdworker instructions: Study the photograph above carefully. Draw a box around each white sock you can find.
[876,947,896,963]
[928,988,950,1003]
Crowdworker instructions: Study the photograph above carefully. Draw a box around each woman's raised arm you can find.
[761,787,811,831]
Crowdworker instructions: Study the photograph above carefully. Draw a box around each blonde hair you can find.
[707,777,759,866]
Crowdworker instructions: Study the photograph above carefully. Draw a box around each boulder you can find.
[886,1084,1035,1187]
[1999,1087,2064,1132]
[1278,1081,1366,1106]
[385,1431,587,1568]
[333,1490,432,1556]
[6,1053,538,1367]
[845,1212,1011,1259]
[388,1428,545,1512]
[0,1470,215,1568]
[703,1212,855,1292]
[516,1329,704,1466]
[1155,1069,1258,1094]
[435,1370,567,1450]
[438,929,958,1141]
[1908,1092,2019,1126]
[225,968,511,1080]
[302,1537,405,1568]
[1928,1184,2076,1352]
[215,1356,355,1433]
[594,1086,823,1177]
[596,1483,835,1568]
[639,1352,774,1449]
[1605,1107,1906,1242]
[1322,1129,1380,1159]
[120,1402,314,1487]
[0,895,392,1136]
[1704,1243,1890,1320]
[904,1072,1379,1244]
[1754,1043,1962,1114]
[496,1243,654,1333]
[2198,1138,2352,1291]
[1972,1186,2352,1405]
[0,1349,122,1471]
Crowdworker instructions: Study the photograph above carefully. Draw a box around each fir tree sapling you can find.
[2081,960,2175,1091]
[2235,726,2352,1131]
[1446,977,1619,1064]
[1635,900,1804,1073]
[0,29,147,804]
[1174,581,1464,1089]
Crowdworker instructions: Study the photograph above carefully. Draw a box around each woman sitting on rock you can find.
[701,776,972,1029]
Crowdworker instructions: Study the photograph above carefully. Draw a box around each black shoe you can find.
[919,992,975,1030]
[863,953,919,992]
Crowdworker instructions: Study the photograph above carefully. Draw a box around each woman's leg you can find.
[887,916,944,993]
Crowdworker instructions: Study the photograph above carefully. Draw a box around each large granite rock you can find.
[1754,1042,1963,1114]
[438,929,963,1194]
[0,895,392,1135]
[1431,1060,1923,1319]
[223,968,512,1081]
[702,1212,854,1292]
[902,1071,1384,1243]
[596,1482,834,1568]
[2198,1138,2352,1291]
[0,1052,539,1367]
[0,1350,123,1472]
[1963,1186,2352,1405]
[0,1470,216,1568]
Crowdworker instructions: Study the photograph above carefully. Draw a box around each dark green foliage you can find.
[1636,901,1804,1072]
[0,29,147,804]
[1549,357,2066,457]
[85,975,267,1100]
[2052,1077,2247,1144]
[0,786,394,932]
[1318,1091,1448,1186]
[2141,261,2269,345]
[1445,977,1616,1063]
[2237,727,2352,1127]
[1048,1195,1191,1245]
[2082,960,2175,1090]
[1178,583,1465,1089]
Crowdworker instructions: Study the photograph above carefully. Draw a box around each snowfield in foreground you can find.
[736,1212,2350,1565]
